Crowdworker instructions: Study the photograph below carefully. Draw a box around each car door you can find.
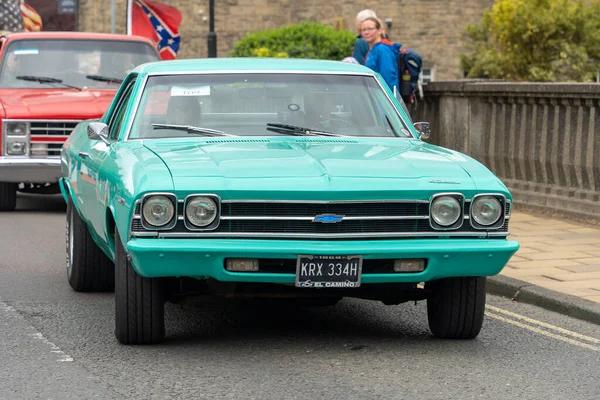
[79,76,137,242]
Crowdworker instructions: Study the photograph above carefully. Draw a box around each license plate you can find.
[295,255,363,288]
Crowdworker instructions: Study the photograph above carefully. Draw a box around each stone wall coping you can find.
[424,80,600,97]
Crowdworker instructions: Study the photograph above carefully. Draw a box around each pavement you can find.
[489,210,600,324]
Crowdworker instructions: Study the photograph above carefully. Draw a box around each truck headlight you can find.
[471,195,503,227]
[142,195,175,227]
[5,122,28,136]
[185,196,218,228]
[430,195,462,228]
[6,140,27,155]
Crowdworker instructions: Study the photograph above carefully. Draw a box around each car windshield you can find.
[128,73,414,139]
[0,39,159,89]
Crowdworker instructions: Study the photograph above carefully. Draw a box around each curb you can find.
[488,275,600,326]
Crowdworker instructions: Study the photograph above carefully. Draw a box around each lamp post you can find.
[207,0,217,58]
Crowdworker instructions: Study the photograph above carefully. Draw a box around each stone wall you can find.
[78,0,494,80]
[412,81,600,221]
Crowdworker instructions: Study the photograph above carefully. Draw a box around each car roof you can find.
[1,31,156,46]
[134,57,375,75]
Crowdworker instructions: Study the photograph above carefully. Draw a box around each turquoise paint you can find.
[127,238,520,282]
[60,58,519,286]
[58,177,68,202]
[132,57,381,75]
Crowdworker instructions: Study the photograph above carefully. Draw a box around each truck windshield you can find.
[0,39,159,89]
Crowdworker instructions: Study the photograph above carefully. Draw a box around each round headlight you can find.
[142,195,175,227]
[186,196,217,227]
[431,196,461,227]
[472,196,502,226]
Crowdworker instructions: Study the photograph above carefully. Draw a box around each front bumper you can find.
[126,238,520,284]
[0,157,62,183]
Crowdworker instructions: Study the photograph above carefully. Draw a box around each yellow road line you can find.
[486,305,600,344]
[485,312,600,352]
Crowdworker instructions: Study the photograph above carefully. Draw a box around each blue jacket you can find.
[364,41,401,92]
[352,35,370,65]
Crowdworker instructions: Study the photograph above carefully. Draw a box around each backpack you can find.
[397,48,423,105]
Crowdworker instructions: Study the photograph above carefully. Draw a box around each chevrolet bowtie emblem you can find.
[312,214,344,223]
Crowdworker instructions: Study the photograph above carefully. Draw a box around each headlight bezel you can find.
[140,193,177,230]
[429,193,465,230]
[183,194,221,231]
[469,193,506,230]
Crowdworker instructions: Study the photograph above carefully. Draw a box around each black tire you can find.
[426,277,486,339]
[0,182,17,211]
[114,229,165,344]
[66,197,114,292]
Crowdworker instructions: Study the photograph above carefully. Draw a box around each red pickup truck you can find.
[0,31,160,211]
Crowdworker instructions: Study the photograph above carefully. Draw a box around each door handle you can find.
[78,152,90,159]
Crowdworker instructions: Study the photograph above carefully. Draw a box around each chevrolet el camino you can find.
[60,58,520,344]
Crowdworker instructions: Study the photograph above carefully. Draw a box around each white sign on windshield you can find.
[14,49,39,55]
[170,86,210,96]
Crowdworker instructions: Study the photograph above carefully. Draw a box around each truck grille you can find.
[131,199,511,239]
[30,120,80,158]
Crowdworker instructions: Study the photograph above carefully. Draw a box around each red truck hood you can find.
[0,88,116,119]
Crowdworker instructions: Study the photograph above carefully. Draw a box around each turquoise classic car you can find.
[59,58,519,344]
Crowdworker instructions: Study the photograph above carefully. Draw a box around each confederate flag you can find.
[127,0,182,60]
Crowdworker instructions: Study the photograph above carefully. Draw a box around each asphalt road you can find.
[1,193,599,400]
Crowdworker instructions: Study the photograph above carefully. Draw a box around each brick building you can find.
[76,0,494,80]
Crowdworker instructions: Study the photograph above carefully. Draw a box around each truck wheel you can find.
[66,197,114,292]
[426,277,486,339]
[114,229,165,344]
[0,182,17,211]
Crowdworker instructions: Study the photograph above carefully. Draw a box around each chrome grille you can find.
[131,199,511,239]
[30,121,79,136]
[222,202,429,217]
[30,120,80,158]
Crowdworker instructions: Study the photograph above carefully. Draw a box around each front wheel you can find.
[0,182,17,211]
[114,229,165,345]
[66,197,114,292]
[426,277,486,339]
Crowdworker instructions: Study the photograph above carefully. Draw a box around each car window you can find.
[128,73,414,139]
[0,38,158,89]
[108,78,136,140]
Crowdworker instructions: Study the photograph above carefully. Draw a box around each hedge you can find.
[230,22,356,61]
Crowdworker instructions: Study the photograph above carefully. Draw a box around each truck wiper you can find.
[266,123,347,137]
[85,75,123,84]
[152,123,235,137]
[16,75,82,91]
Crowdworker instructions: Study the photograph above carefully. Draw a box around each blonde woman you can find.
[360,17,401,93]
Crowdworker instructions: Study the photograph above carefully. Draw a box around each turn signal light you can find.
[393,259,426,272]
[226,258,259,272]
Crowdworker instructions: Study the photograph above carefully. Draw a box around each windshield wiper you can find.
[152,123,235,137]
[266,123,347,137]
[16,75,82,91]
[85,75,123,84]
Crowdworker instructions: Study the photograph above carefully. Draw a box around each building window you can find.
[422,67,434,83]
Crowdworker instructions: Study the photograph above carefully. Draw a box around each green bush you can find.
[460,0,600,81]
[230,22,356,61]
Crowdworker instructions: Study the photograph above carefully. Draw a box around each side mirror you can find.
[87,122,110,144]
[413,121,431,140]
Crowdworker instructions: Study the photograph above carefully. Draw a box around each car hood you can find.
[141,138,484,194]
[0,88,116,119]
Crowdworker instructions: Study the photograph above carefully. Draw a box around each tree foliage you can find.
[460,0,600,81]
[230,22,356,61]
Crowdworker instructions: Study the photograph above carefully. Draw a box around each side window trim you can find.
[105,74,137,127]
[107,78,137,140]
